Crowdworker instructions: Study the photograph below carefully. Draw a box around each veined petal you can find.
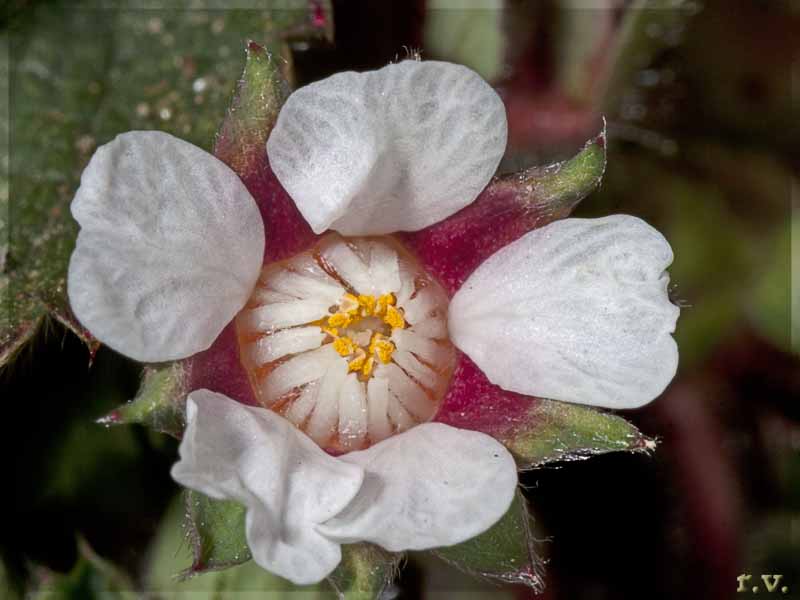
[449,215,680,409]
[317,423,517,551]
[266,60,507,235]
[68,131,265,362]
[171,390,364,585]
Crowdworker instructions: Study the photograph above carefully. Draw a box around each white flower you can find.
[67,60,679,585]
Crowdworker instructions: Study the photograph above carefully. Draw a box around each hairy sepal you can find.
[432,490,543,591]
[97,362,187,439]
[435,354,653,468]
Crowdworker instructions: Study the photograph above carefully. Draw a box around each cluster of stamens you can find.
[235,234,456,451]
[321,292,405,379]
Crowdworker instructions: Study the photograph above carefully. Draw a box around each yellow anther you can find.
[367,332,384,355]
[357,294,377,317]
[328,312,352,328]
[333,336,356,357]
[348,348,367,372]
[321,326,339,338]
[375,293,395,316]
[383,304,405,330]
[361,356,375,377]
[327,292,402,378]
[374,339,396,364]
[339,293,360,314]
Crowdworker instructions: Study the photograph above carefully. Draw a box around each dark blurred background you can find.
[2,1,797,599]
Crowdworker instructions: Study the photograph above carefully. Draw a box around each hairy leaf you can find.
[1,1,331,368]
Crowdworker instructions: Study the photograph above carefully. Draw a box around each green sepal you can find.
[97,362,187,439]
[502,399,654,469]
[213,40,289,180]
[182,491,252,575]
[180,491,402,599]
[493,123,606,221]
[327,544,402,600]
[147,495,331,598]
[433,490,543,591]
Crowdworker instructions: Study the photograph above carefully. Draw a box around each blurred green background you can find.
[2,1,797,598]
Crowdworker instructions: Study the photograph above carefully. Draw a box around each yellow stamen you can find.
[348,348,367,372]
[327,293,402,378]
[333,336,356,357]
[321,326,338,338]
[374,338,396,364]
[375,293,395,316]
[339,293,360,314]
[383,304,405,330]
[362,356,375,377]
[328,312,352,328]
[368,332,384,355]
[357,294,376,317]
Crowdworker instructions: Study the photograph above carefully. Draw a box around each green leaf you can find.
[1,556,21,600]
[183,491,251,574]
[748,216,798,354]
[601,0,696,114]
[424,0,505,82]
[433,491,543,591]
[2,1,331,369]
[500,399,654,469]
[29,537,137,600]
[327,544,401,600]
[97,362,187,438]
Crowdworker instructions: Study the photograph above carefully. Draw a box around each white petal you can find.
[171,390,363,585]
[68,131,264,362]
[449,215,680,409]
[267,60,507,235]
[317,423,517,551]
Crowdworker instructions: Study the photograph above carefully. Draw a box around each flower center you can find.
[235,234,455,452]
